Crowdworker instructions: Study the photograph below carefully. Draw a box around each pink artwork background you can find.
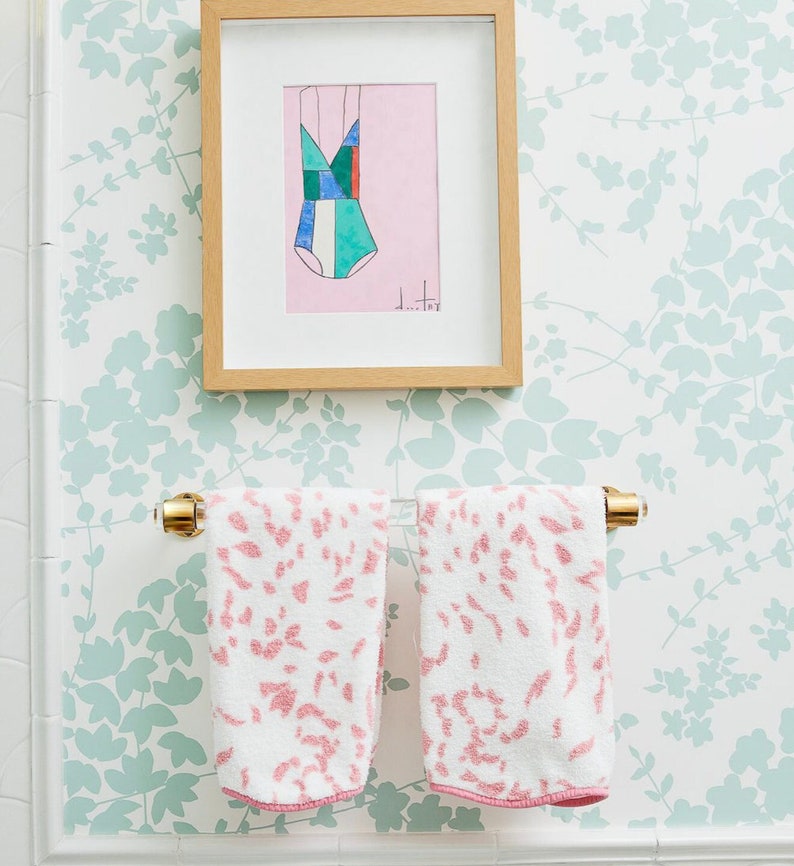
[283,84,440,314]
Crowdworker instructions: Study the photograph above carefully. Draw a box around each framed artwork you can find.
[201,0,521,391]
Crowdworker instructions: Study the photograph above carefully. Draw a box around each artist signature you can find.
[395,281,439,311]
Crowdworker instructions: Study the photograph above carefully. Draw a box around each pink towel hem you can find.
[221,785,364,813]
[428,782,609,809]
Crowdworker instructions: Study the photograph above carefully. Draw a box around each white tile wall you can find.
[0,0,31,864]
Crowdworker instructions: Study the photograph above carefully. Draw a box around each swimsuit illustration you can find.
[293,85,378,280]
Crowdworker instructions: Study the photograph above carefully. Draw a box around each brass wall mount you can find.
[153,492,205,538]
[603,486,648,530]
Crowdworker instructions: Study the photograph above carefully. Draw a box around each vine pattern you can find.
[60,0,794,835]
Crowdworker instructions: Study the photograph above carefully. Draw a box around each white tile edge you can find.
[32,714,63,865]
[29,243,61,403]
[29,91,60,246]
[30,557,61,717]
[29,0,60,242]
[30,0,63,863]
[30,0,59,96]
[34,828,794,866]
[29,399,61,559]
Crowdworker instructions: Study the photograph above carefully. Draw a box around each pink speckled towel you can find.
[416,485,614,809]
[205,487,389,811]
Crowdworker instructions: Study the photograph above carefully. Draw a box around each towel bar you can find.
[153,486,647,538]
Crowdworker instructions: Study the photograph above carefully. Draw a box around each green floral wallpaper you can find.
[59,0,794,837]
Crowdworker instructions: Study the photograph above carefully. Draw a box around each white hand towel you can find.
[205,486,389,811]
[416,485,614,808]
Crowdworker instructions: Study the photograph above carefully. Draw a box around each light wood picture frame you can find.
[201,0,521,391]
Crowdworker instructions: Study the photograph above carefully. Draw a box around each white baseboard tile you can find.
[340,830,498,865]
[655,826,794,864]
[181,831,341,865]
[41,835,179,866]
[35,828,794,866]
[496,828,657,865]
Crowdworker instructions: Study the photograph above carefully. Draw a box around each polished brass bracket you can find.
[603,486,647,531]
[153,492,205,537]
